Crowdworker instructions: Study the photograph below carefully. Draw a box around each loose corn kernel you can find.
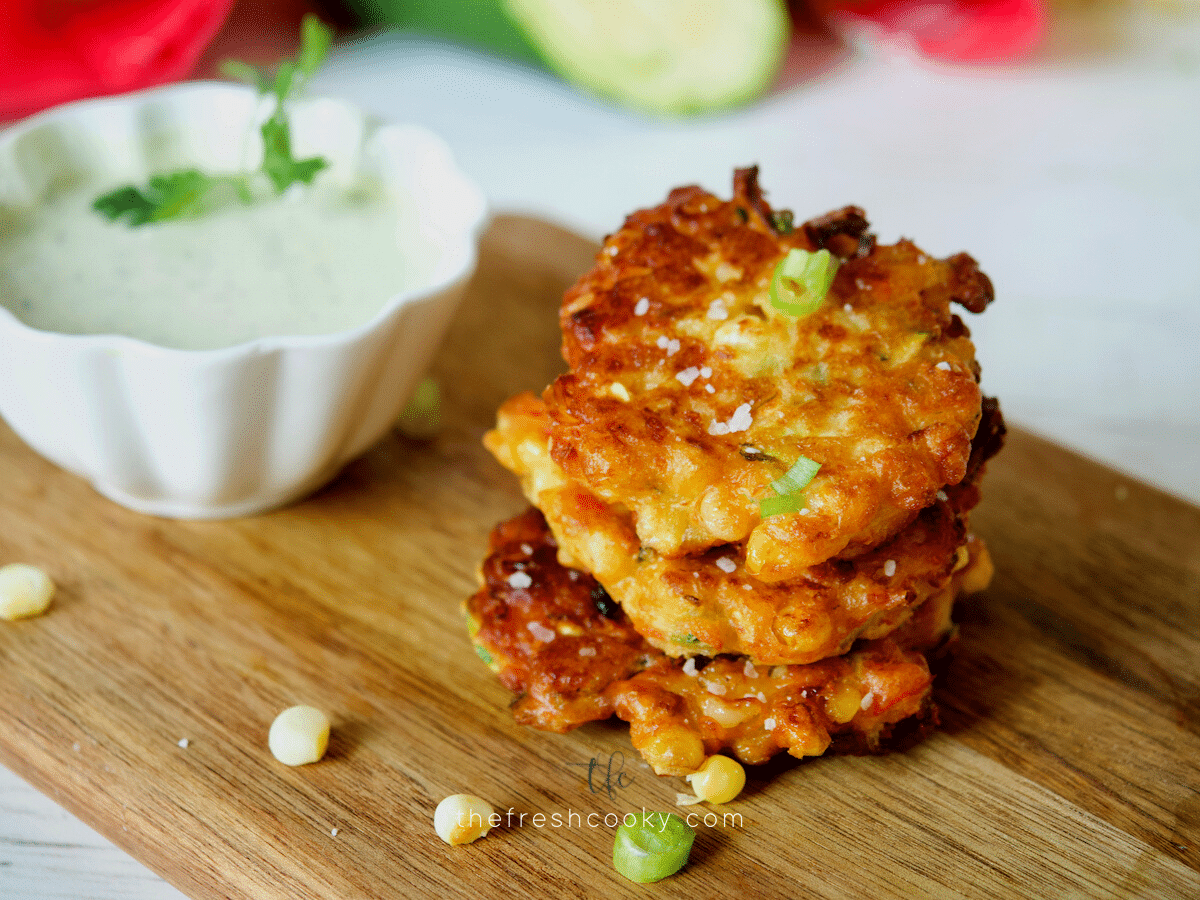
[686,755,746,804]
[268,706,330,766]
[0,564,55,620]
[434,794,495,845]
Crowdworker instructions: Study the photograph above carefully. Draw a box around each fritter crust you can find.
[465,507,992,775]
[466,508,651,733]
[485,392,1002,664]
[543,167,994,581]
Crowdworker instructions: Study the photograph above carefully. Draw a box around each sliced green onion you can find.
[758,455,821,518]
[769,248,840,317]
[769,455,820,496]
[757,493,808,518]
[395,376,441,438]
[473,644,495,667]
[613,813,695,883]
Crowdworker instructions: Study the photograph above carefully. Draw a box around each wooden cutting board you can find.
[1,216,1197,900]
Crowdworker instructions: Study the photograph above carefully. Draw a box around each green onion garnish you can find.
[768,455,821,496]
[757,493,808,518]
[769,248,840,317]
[757,454,820,518]
[395,376,441,438]
[612,812,696,883]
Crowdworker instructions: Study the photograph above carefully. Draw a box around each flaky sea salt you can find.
[676,367,700,386]
[527,621,556,642]
[709,403,753,435]
[715,557,736,573]
[634,297,650,316]
[508,571,533,589]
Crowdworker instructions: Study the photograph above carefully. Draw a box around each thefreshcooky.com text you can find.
[458,807,743,832]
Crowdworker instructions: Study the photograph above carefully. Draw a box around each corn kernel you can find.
[268,706,330,766]
[959,541,995,595]
[824,683,863,724]
[697,695,758,728]
[434,794,495,845]
[0,564,55,620]
[686,755,746,804]
[641,727,706,775]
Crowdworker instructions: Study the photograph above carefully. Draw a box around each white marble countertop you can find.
[2,3,1198,897]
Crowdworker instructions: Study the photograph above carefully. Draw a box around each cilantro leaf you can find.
[93,185,156,226]
[93,170,215,226]
[260,114,327,193]
[271,60,298,106]
[256,13,333,192]
[218,59,268,92]
[145,170,213,221]
[298,15,332,78]
[94,14,333,227]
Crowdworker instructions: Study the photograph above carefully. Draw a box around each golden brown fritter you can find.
[485,391,1002,664]
[466,507,651,733]
[615,638,938,776]
[465,507,992,775]
[541,167,994,582]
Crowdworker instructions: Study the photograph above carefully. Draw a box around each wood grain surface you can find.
[0,216,1197,900]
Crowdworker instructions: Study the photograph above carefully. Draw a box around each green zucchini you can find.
[345,0,791,116]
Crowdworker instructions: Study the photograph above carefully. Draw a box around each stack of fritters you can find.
[468,168,1004,776]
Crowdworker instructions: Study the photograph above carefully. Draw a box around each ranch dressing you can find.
[0,173,432,350]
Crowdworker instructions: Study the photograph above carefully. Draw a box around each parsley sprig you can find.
[93,15,333,227]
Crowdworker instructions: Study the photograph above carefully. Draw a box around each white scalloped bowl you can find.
[0,83,488,518]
